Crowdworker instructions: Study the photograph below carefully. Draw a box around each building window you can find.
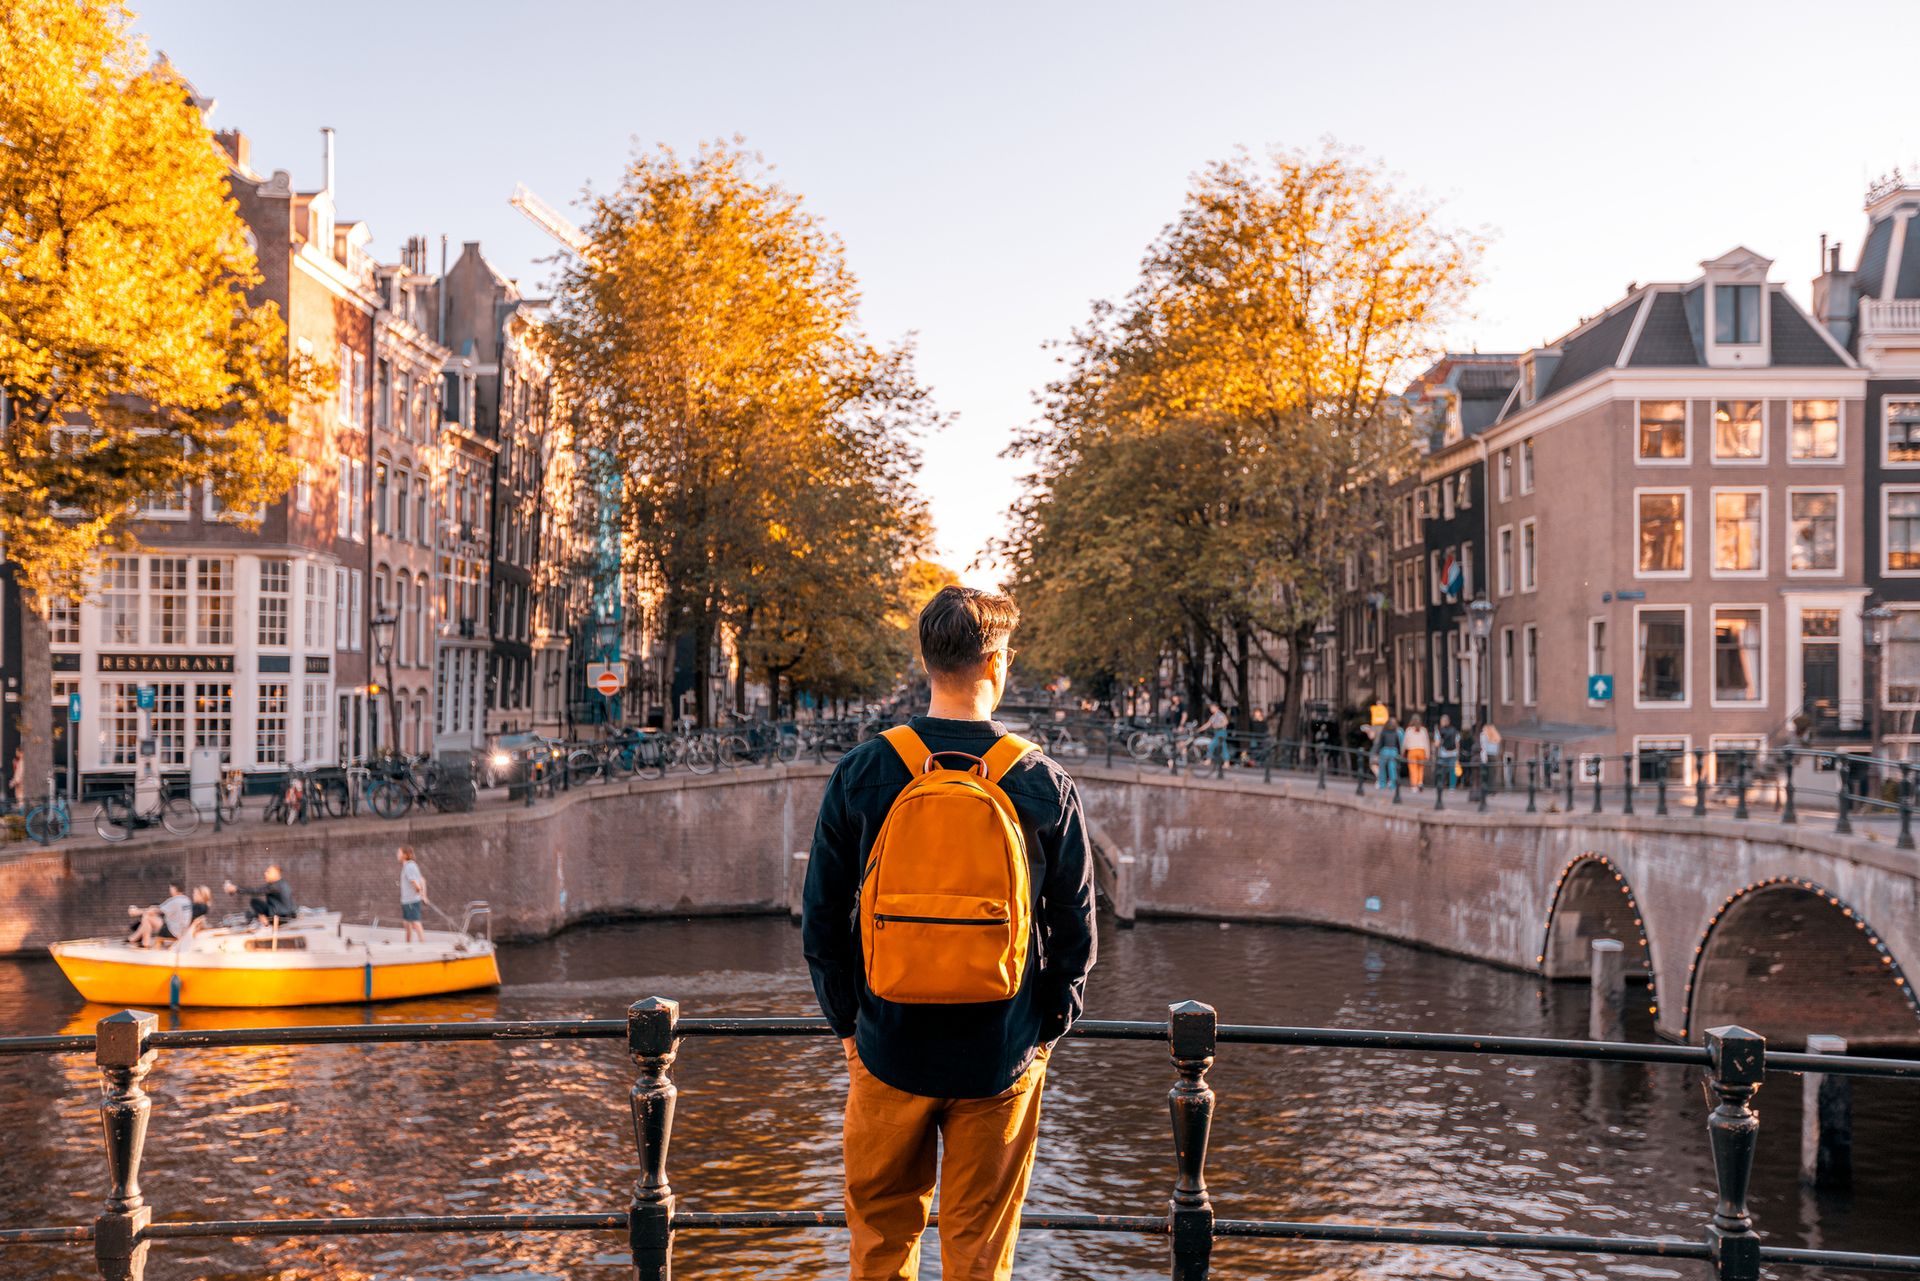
[1887,610,1920,707]
[257,682,289,765]
[1497,526,1513,595]
[1712,608,1763,703]
[414,581,429,668]
[195,557,234,645]
[141,482,191,520]
[375,461,390,536]
[1498,450,1512,500]
[258,559,290,646]
[1712,491,1763,574]
[395,471,411,542]
[1500,628,1515,704]
[1441,481,1455,521]
[1889,399,1920,465]
[302,680,329,766]
[194,683,233,754]
[1637,609,1687,704]
[1638,400,1687,460]
[1523,624,1538,706]
[1790,400,1840,461]
[1888,490,1920,572]
[1714,283,1761,344]
[305,562,331,650]
[1713,400,1763,461]
[1461,542,1474,599]
[334,567,349,649]
[1520,440,1535,493]
[349,459,366,541]
[148,556,188,645]
[1788,491,1839,573]
[296,462,313,513]
[151,682,186,766]
[1519,519,1537,592]
[1457,472,1472,510]
[49,597,81,646]
[1637,492,1687,574]
[1588,619,1607,704]
[349,569,364,652]
[101,682,141,766]
[103,556,140,645]
[337,343,354,424]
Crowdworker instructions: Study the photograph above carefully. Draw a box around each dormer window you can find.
[1714,285,1761,344]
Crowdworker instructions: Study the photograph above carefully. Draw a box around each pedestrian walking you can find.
[1402,715,1430,788]
[1479,721,1503,792]
[802,585,1096,1281]
[1375,718,1402,791]
[397,846,428,943]
[1201,702,1230,767]
[1435,714,1460,789]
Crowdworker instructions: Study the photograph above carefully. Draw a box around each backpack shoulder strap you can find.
[983,733,1037,784]
[881,725,933,776]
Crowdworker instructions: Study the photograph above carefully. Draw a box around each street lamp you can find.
[1865,601,1895,754]
[1467,595,1494,728]
[370,612,399,755]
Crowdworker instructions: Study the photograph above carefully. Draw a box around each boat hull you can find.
[51,949,501,1008]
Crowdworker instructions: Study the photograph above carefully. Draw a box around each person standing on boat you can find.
[224,866,295,927]
[398,846,428,943]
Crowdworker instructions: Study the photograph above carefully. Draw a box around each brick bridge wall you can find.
[3,761,1915,1045]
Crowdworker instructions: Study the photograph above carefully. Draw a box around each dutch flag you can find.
[1442,550,1463,600]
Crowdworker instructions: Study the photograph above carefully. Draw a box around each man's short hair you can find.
[918,586,1019,678]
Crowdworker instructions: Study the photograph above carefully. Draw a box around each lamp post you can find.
[370,612,399,755]
[593,616,620,726]
[1864,601,1895,755]
[1467,595,1494,729]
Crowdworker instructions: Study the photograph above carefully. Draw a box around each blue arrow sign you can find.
[67,692,81,723]
[136,685,156,711]
[1588,674,1614,702]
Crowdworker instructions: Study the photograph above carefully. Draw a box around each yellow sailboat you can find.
[50,906,501,1008]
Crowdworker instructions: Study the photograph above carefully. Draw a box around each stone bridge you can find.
[2,761,1915,1047]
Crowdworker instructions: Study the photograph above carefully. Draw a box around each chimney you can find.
[214,129,249,171]
[321,126,335,193]
[1811,235,1857,349]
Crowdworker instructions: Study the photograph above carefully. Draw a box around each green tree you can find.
[548,140,935,725]
[0,0,305,790]
[1003,142,1479,736]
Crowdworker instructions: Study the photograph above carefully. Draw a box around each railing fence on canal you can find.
[4,1001,1920,1280]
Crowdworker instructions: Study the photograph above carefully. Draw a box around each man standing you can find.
[398,846,428,942]
[803,585,1097,1281]
[1435,714,1460,790]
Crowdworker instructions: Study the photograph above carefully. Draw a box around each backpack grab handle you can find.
[920,750,989,777]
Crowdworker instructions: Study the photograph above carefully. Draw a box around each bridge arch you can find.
[1683,877,1920,1047]
[1537,854,1659,1018]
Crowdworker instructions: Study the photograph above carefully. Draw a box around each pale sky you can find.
[136,0,1919,577]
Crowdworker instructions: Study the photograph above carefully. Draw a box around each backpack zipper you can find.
[874,913,1004,928]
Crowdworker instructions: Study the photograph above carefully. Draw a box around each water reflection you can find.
[0,917,1914,1279]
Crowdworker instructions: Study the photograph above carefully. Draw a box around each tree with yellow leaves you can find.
[1003,143,1480,737]
[0,0,305,789]
[549,140,935,724]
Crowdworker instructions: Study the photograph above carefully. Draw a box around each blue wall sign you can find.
[67,692,81,723]
[136,686,156,711]
[1587,674,1614,702]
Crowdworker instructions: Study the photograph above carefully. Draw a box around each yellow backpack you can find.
[859,725,1036,1004]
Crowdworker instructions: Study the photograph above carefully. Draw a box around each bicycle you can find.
[24,773,70,845]
[369,757,478,819]
[260,769,312,825]
[95,781,199,843]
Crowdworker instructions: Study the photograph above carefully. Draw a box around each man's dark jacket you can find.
[802,715,1096,1099]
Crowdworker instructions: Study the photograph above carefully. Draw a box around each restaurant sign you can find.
[98,653,236,674]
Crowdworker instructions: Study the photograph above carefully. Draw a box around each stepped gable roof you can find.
[1626,290,1698,366]
[1768,291,1849,366]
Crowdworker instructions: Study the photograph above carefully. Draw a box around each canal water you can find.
[0,916,1914,1280]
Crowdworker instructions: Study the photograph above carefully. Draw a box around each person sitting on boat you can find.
[397,846,428,943]
[187,885,213,937]
[223,866,296,927]
[126,884,192,948]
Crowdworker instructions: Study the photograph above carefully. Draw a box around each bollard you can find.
[1656,767,1669,817]
[1900,766,1915,852]
[1694,750,1708,817]
[95,1009,158,1281]
[628,997,681,1281]
[1392,767,1402,805]
[1434,767,1444,811]
[1781,753,1797,825]
[1587,939,1626,1042]
[1703,1026,1765,1281]
[1621,755,1635,816]
[1167,1001,1217,1281]
[1800,1034,1852,1191]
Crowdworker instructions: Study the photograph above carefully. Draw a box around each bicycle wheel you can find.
[606,743,637,778]
[685,737,718,775]
[368,780,412,820]
[718,734,751,768]
[1127,731,1157,761]
[775,733,801,764]
[161,795,200,837]
[567,749,601,787]
[319,777,351,818]
[94,796,133,843]
[25,804,67,845]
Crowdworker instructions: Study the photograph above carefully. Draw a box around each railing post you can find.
[1434,764,1444,810]
[1693,751,1708,817]
[628,997,681,1281]
[1591,760,1603,814]
[1734,755,1750,821]
[1620,754,1635,815]
[1780,752,1797,825]
[1261,743,1272,785]
[1703,1026,1765,1281]
[95,1009,158,1281]
[1900,765,1915,852]
[1476,760,1489,813]
[1526,760,1538,814]
[1836,769,1853,836]
[1167,1000,1216,1281]
[1316,750,1327,791]
[1564,760,1575,812]
[1655,761,1669,816]
[1354,749,1366,797]
[1392,766,1402,805]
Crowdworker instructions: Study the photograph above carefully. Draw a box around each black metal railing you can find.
[3,1003,1920,1280]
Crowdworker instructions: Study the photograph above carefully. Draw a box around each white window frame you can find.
[1499,626,1515,705]
[1587,615,1609,708]
[1887,396,1920,469]
[1709,486,1767,579]
[1882,484,1920,578]
[1707,733,1767,785]
[1710,398,1768,466]
[1522,623,1539,707]
[1633,602,1692,710]
[1884,604,1920,710]
[1498,449,1513,500]
[1634,487,1691,580]
[1709,602,1768,710]
[1635,398,1691,466]
[1519,518,1538,594]
[1497,524,1514,596]
[1633,734,1695,787]
[1788,398,1845,465]
[1519,438,1535,494]
[1785,485,1843,578]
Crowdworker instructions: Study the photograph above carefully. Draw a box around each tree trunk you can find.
[1232,622,1252,730]
[19,598,53,801]
[1278,622,1314,744]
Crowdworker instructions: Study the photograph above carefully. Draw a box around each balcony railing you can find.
[1862,298,1920,336]
[2,1002,1919,1280]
